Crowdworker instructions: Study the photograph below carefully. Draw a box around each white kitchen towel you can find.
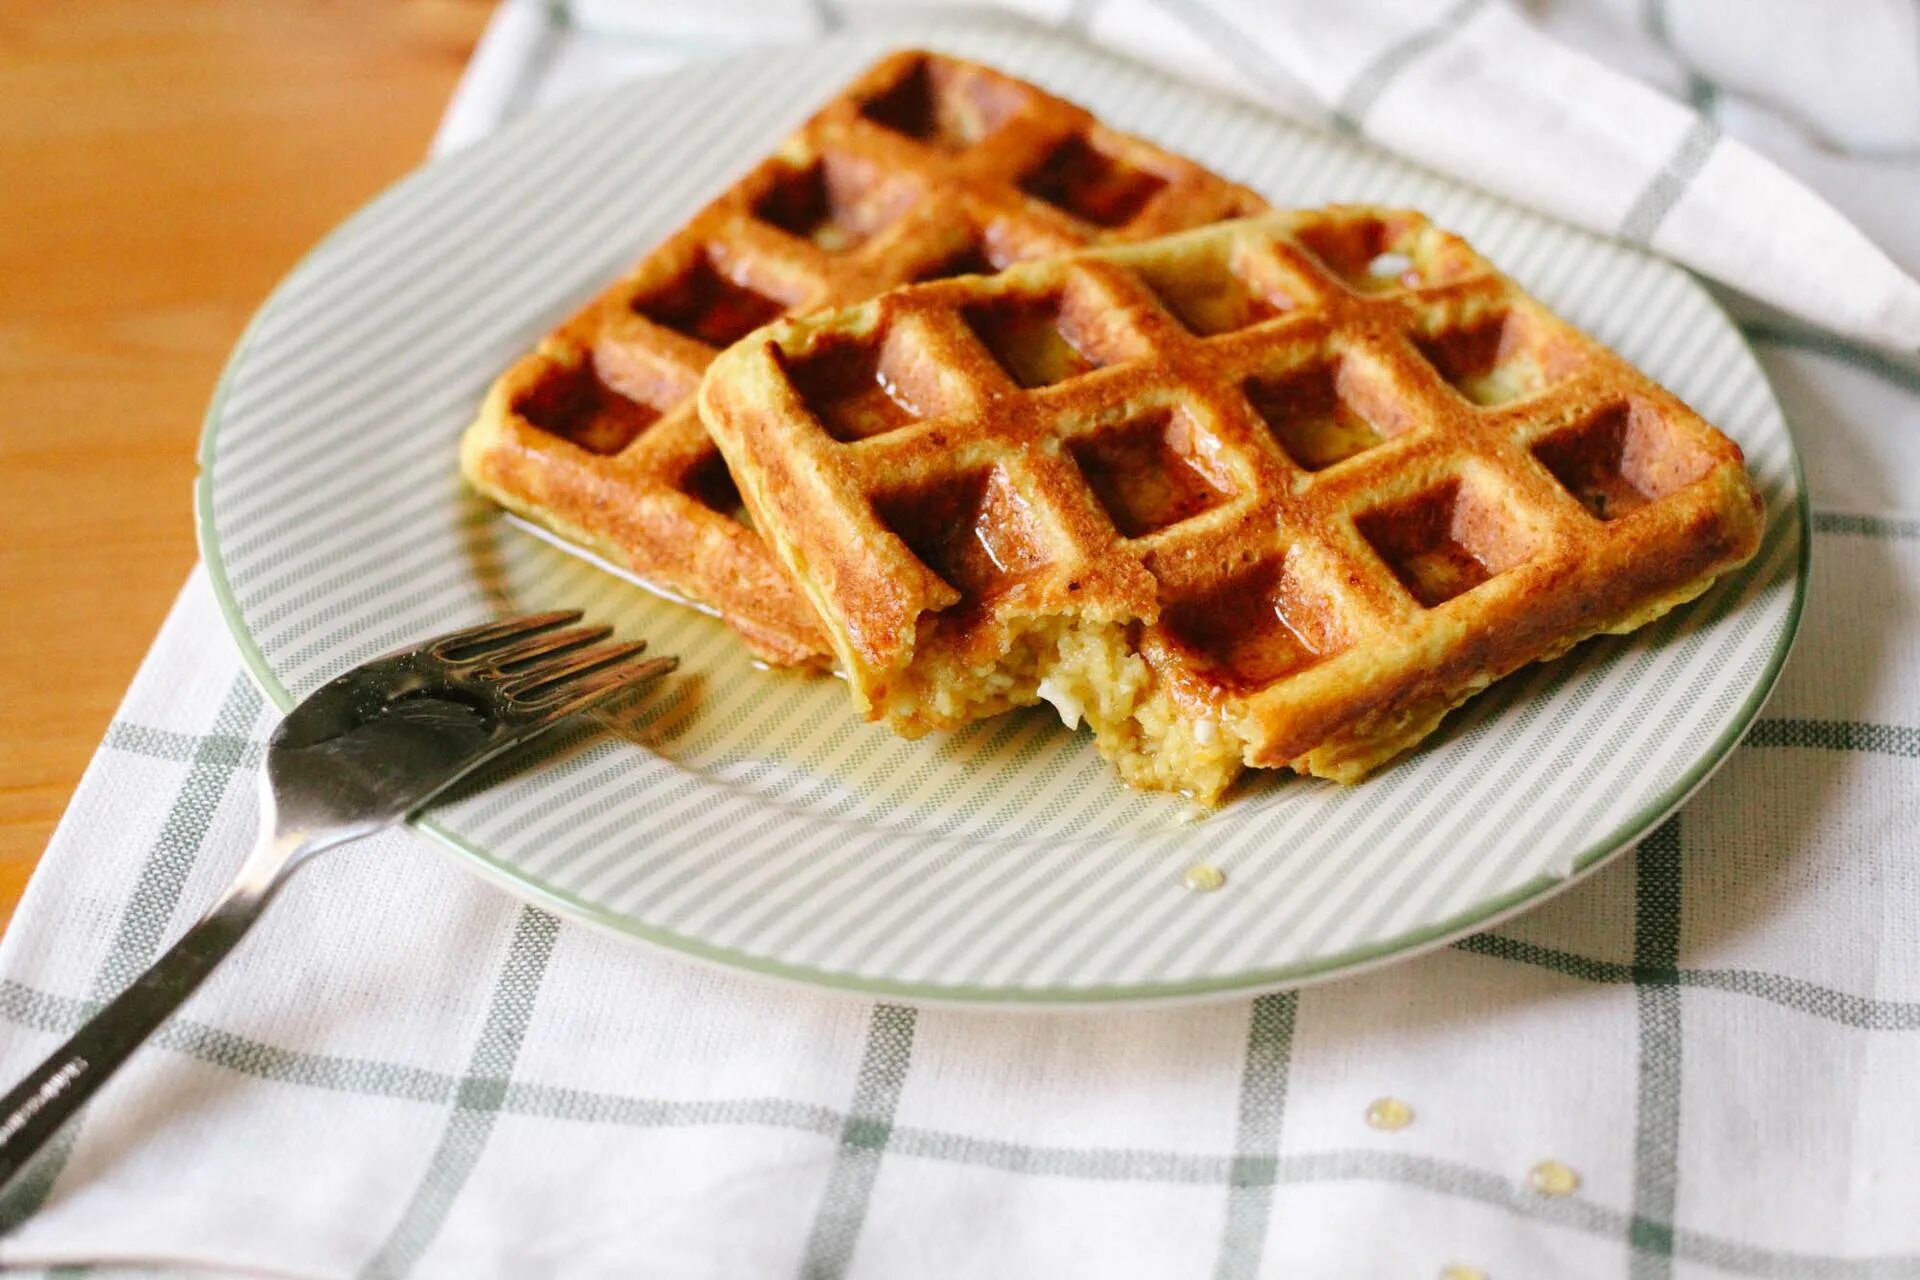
[1,4,1918,1278]
[439,0,1920,354]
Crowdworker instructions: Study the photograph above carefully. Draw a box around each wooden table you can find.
[0,1,493,926]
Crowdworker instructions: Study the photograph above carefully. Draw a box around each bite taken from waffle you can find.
[459,49,1265,665]
[699,206,1765,804]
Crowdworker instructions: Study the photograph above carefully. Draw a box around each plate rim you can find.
[194,33,1811,1008]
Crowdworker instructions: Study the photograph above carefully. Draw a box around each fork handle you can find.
[0,878,277,1189]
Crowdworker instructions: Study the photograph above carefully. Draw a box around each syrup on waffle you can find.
[459,50,1266,664]
[698,207,1765,803]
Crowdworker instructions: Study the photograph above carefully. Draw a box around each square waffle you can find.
[698,206,1766,803]
[459,50,1266,665]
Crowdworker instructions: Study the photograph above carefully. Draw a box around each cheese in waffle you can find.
[459,50,1266,665]
[698,207,1766,804]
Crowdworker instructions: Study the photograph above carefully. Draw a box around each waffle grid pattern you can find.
[460,50,1265,664]
[702,206,1763,791]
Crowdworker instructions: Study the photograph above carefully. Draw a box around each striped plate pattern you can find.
[199,24,1806,1005]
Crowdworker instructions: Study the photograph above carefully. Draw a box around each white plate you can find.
[197,24,1806,1006]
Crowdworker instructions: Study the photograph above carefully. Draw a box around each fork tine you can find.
[526,655,678,720]
[503,640,652,700]
[434,610,583,661]
[481,624,613,670]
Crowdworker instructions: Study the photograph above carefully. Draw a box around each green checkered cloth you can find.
[3,3,1918,1276]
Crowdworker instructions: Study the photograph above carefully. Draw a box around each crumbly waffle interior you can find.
[461,49,1266,665]
[701,206,1764,804]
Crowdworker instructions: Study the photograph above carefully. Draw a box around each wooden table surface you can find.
[0,1,493,927]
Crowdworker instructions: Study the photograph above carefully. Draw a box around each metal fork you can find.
[0,611,674,1188]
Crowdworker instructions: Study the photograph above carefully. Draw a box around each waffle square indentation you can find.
[780,335,926,443]
[1132,248,1290,337]
[681,452,752,526]
[1532,399,1714,521]
[1069,407,1233,537]
[1019,136,1167,228]
[1356,479,1534,608]
[874,468,1046,603]
[1162,556,1346,692]
[752,156,905,254]
[859,56,1026,149]
[961,293,1105,389]
[1243,357,1405,472]
[632,251,784,349]
[1294,213,1474,295]
[514,359,660,456]
[1413,307,1581,407]
[911,230,1010,283]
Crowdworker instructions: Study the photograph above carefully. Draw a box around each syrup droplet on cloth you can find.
[1181,864,1226,893]
[1528,1159,1580,1197]
[1365,1096,1415,1130]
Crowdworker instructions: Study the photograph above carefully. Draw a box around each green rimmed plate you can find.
[197,24,1806,1006]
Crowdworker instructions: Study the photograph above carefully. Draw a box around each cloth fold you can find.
[4,3,1920,1277]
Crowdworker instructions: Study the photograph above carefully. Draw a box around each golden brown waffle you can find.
[698,206,1766,803]
[459,50,1266,664]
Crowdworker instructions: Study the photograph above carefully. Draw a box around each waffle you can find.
[459,50,1266,665]
[698,206,1766,803]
